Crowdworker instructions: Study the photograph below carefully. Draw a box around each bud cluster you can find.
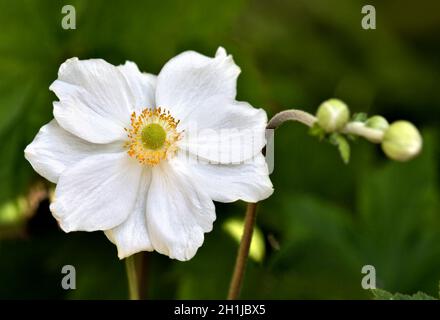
[314,99,422,162]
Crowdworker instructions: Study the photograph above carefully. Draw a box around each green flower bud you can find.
[381,121,422,162]
[365,115,389,132]
[316,99,350,132]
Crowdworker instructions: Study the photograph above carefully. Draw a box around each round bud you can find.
[316,99,350,132]
[381,121,422,162]
[365,115,389,132]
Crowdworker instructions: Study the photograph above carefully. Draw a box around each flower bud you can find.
[365,115,389,132]
[381,121,422,162]
[316,99,350,132]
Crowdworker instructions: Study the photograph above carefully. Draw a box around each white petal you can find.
[50,152,142,232]
[51,58,135,143]
[182,153,273,203]
[178,97,267,163]
[146,159,215,261]
[104,168,153,259]
[117,61,157,111]
[24,119,122,183]
[155,47,240,123]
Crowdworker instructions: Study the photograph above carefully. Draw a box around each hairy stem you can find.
[267,109,316,129]
[227,202,258,300]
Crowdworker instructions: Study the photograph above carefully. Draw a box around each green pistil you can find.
[141,123,166,150]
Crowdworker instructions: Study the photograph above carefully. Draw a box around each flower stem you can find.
[125,255,139,300]
[138,252,149,299]
[342,121,384,143]
[227,202,258,300]
[267,109,316,129]
[267,109,385,143]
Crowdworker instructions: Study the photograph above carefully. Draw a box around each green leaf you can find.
[308,123,326,140]
[357,129,440,293]
[330,133,350,164]
[352,112,368,122]
[372,288,437,300]
[266,194,365,299]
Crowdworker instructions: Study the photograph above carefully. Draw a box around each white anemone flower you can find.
[24,47,273,261]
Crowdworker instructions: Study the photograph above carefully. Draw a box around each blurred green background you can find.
[0,0,439,299]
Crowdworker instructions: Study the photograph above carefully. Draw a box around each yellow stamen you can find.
[125,107,181,166]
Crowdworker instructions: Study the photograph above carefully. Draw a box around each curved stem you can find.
[227,110,313,300]
[125,255,139,300]
[227,202,258,300]
[267,109,316,129]
[268,109,384,143]
[226,108,385,300]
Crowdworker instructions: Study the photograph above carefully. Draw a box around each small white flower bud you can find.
[365,115,389,132]
[316,99,350,132]
[381,121,422,162]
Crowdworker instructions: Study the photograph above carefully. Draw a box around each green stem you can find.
[138,253,149,299]
[227,202,258,300]
[267,109,385,143]
[125,255,140,300]
[342,121,384,143]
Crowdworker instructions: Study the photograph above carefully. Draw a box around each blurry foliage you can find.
[0,0,439,299]
[223,217,265,262]
[372,288,438,300]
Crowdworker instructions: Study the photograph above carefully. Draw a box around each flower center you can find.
[141,123,166,150]
[125,108,181,166]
